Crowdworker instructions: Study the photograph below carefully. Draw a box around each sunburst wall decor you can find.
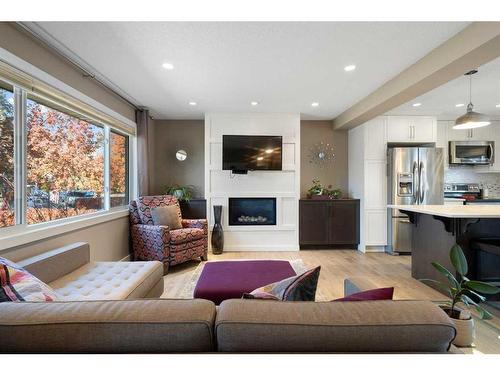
[308,141,335,168]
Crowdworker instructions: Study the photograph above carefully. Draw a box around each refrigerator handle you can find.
[412,161,419,204]
[419,161,425,204]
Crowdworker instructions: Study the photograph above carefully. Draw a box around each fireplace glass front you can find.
[228,198,277,226]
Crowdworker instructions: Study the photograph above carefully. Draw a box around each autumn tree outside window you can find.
[0,76,132,230]
[110,131,129,208]
[0,83,15,228]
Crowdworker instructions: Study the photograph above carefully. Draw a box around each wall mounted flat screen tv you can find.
[222,135,283,172]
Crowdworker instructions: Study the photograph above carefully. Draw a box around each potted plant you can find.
[164,184,193,202]
[307,179,343,200]
[307,179,324,198]
[421,244,500,347]
[324,187,342,199]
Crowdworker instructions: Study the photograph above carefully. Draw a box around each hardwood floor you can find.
[162,249,500,354]
[163,250,413,300]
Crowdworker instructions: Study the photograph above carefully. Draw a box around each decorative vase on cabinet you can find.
[211,205,224,255]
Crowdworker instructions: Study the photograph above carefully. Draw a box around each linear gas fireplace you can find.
[228,197,277,226]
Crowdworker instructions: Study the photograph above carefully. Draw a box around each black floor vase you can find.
[211,205,224,254]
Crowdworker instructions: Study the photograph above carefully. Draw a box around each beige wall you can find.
[301,120,348,198]
[2,217,130,262]
[0,23,136,261]
[152,120,205,197]
[150,119,348,199]
[0,22,135,122]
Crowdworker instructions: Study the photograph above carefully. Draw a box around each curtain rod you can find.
[15,22,141,112]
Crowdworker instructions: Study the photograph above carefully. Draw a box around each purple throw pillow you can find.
[333,287,394,302]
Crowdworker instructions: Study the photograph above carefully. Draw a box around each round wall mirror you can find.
[176,149,188,161]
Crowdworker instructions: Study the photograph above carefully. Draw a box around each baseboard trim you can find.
[364,246,386,253]
[221,245,300,252]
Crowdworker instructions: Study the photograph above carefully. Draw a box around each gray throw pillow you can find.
[151,205,182,229]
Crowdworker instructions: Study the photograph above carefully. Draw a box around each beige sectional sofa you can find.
[0,243,456,353]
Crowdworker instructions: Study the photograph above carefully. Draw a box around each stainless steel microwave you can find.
[449,141,494,165]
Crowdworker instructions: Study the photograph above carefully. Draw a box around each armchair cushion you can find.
[137,195,180,225]
[170,228,205,245]
[151,205,182,229]
[131,224,171,262]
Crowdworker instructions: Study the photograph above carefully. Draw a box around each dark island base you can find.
[407,212,500,294]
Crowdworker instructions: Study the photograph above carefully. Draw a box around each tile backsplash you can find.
[445,166,500,197]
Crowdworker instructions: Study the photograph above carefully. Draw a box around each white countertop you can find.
[388,204,500,218]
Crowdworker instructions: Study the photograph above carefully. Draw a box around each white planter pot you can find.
[451,316,475,347]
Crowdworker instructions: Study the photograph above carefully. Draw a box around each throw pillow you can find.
[333,287,394,302]
[243,266,321,301]
[151,205,182,229]
[0,257,59,302]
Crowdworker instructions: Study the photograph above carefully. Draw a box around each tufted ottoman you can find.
[50,261,164,301]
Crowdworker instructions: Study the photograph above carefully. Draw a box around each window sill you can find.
[0,208,129,252]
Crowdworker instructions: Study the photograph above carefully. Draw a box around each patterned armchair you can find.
[130,195,208,274]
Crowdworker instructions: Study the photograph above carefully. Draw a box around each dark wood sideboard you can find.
[179,199,207,219]
[299,199,360,249]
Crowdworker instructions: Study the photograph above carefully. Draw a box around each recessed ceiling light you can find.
[251,101,259,106]
[455,103,465,108]
[257,156,264,161]
[162,62,174,70]
[412,103,422,107]
[188,101,197,106]
[344,65,356,72]
[265,149,273,154]
[311,102,319,107]
[496,104,500,108]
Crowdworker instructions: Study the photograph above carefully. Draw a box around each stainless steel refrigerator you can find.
[387,147,444,254]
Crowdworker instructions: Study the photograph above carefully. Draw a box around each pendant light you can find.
[453,69,490,129]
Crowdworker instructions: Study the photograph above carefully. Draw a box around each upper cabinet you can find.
[446,121,492,141]
[387,116,436,143]
[364,116,387,160]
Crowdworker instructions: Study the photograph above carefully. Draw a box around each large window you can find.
[26,97,105,224]
[0,83,15,228]
[0,72,132,234]
[110,131,129,208]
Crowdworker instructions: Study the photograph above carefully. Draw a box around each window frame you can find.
[0,74,136,249]
[109,129,130,209]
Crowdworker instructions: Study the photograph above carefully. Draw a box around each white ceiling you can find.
[33,22,469,120]
[387,57,500,120]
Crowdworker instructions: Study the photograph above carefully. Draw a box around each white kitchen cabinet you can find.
[348,116,388,251]
[446,121,492,141]
[364,117,387,160]
[365,210,387,245]
[364,160,387,209]
[387,116,436,143]
[387,116,413,142]
[475,121,500,172]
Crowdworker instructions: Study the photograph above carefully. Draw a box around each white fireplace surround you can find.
[204,113,300,251]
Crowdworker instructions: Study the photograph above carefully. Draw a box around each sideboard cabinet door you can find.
[299,201,330,245]
[329,200,360,245]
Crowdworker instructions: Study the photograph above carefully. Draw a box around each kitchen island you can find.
[388,205,500,284]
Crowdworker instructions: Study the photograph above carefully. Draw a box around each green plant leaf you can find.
[464,289,486,302]
[476,305,493,320]
[431,262,460,289]
[465,281,500,295]
[450,244,468,276]
[460,294,493,320]
[460,296,470,307]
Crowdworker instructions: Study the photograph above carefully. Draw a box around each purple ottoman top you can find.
[193,260,296,305]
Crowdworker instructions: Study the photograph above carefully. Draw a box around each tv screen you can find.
[223,135,282,171]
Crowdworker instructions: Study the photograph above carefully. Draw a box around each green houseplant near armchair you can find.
[421,244,500,347]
